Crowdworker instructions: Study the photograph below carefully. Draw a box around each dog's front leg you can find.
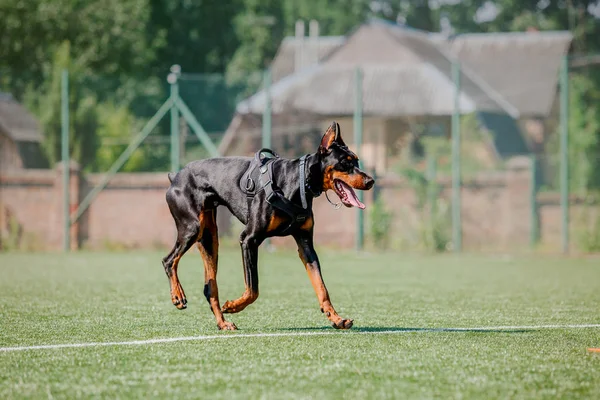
[221,230,262,314]
[293,228,353,330]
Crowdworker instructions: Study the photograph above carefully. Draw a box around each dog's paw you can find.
[332,318,353,330]
[221,300,237,314]
[218,321,238,331]
[171,291,187,310]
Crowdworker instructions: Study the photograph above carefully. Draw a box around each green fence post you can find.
[451,61,462,253]
[559,55,569,254]
[169,65,181,172]
[354,67,364,252]
[262,69,272,149]
[530,154,539,248]
[61,69,70,252]
[427,152,438,219]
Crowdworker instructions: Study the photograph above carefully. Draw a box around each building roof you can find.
[260,19,572,118]
[0,93,43,142]
[271,36,345,83]
[435,31,572,116]
[237,63,476,117]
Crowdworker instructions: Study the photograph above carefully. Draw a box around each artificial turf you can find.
[1,249,599,399]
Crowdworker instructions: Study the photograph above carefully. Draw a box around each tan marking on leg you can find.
[169,254,187,309]
[198,210,236,330]
[299,216,314,231]
[221,290,259,314]
[266,213,286,233]
[301,258,353,330]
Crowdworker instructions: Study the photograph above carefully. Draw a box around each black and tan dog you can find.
[162,122,375,330]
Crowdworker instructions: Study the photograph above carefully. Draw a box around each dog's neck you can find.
[305,153,323,198]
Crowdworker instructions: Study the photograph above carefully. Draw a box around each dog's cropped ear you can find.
[319,121,346,153]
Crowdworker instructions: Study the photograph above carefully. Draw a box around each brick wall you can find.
[0,158,593,252]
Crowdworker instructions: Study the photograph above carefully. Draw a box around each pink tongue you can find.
[339,181,366,209]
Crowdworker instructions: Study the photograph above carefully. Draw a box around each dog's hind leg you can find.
[198,208,236,331]
[162,224,198,310]
[162,190,200,310]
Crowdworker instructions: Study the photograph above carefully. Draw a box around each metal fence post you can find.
[427,152,438,219]
[354,67,364,252]
[169,65,181,172]
[451,61,462,253]
[61,69,70,252]
[559,55,569,254]
[530,154,539,248]
[262,69,272,149]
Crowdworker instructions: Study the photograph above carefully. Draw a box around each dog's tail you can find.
[167,172,177,184]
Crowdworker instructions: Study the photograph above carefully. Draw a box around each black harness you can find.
[240,149,318,234]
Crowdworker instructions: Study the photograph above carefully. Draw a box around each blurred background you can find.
[0,0,599,255]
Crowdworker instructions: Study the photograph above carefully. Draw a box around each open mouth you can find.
[333,179,366,209]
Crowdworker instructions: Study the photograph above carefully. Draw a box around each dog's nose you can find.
[364,176,375,190]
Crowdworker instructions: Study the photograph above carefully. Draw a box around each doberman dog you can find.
[162,121,375,330]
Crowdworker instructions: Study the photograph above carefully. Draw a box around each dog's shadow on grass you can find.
[279,326,532,334]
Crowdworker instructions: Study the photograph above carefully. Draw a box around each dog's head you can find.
[317,121,375,209]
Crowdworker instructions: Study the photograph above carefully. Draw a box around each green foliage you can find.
[440,0,600,54]
[369,196,393,250]
[147,0,238,74]
[0,214,21,252]
[24,41,100,171]
[93,102,146,172]
[545,73,600,193]
[399,165,451,252]
[575,195,600,253]
[566,73,600,193]
[282,0,374,36]
[226,0,285,93]
[0,0,157,99]
[179,74,258,132]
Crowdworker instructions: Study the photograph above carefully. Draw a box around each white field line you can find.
[1,324,599,353]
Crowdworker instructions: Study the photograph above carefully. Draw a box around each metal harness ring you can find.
[325,191,342,210]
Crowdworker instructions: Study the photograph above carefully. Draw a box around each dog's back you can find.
[166,156,253,223]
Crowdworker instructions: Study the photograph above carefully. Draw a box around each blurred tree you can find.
[281,0,372,35]
[367,0,439,31]
[0,0,157,100]
[545,74,600,193]
[24,41,100,171]
[440,0,600,52]
[226,0,285,91]
[93,101,146,172]
[146,0,240,75]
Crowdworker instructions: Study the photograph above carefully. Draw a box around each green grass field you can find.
[1,248,599,399]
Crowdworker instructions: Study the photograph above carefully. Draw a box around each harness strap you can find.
[244,149,312,234]
[258,162,309,221]
[299,155,308,210]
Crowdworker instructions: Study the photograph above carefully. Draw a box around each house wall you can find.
[1,158,593,253]
[0,132,23,170]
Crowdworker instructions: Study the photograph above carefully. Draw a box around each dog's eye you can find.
[336,159,354,171]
